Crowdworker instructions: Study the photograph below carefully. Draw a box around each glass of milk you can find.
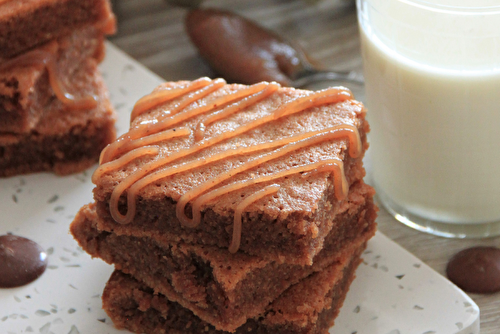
[357,0,500,237]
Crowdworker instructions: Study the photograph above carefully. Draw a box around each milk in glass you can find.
[358,0,500,230]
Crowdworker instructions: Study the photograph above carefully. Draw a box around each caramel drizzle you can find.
[184,158,347,252]
[175,130,357,228]
[97,127,191,166]
[0,45,98,110]
[129,77,213,120]
[229,184,280,253]
[101,79,276,164]
[92,146,161,183]
[99,1,118,36]
[95,79,360,252]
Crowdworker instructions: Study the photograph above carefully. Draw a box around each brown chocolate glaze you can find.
[185,8,308,86]
[0,235,48,288]
[446,246,500,294]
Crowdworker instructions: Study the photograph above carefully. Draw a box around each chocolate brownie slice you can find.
[93,79,370,265]
[0,60,116,176]
[102,242,364,334]
[0,27,106,133]
[71,182,376,331]
[0,0,115,59]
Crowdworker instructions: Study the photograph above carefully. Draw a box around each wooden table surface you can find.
[109,0,500,332]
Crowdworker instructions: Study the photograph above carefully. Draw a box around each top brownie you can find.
[0,0,115,59]
[93,79,370,265]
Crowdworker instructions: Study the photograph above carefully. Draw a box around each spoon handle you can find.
[292,69,364,88]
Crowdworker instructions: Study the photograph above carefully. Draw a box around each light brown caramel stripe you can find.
[95,79,360,252]
[229,184,280,253]
[100,79,275,164]
[184,158,346,227]
[194,81,277,140]
[175,130,357,227]
[93,146,161,184]
[99,1,118,36]
[129,77,213,120]
[98,127,191,166]
[0,44,98,110]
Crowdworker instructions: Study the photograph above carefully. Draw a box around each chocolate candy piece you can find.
[0,235,48,288]
[446,246,500,294]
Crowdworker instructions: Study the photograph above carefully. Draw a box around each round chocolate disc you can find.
[446,246,500,294]
[0,235,48,288]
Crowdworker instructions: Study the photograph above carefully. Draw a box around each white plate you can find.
[0,43,480,334]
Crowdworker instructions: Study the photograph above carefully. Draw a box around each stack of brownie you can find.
[71,79,377,334]
[0,0,117,177]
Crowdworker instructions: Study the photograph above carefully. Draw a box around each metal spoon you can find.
[178,4,364,91]
[291,64,364,88]
[284,34,364,88]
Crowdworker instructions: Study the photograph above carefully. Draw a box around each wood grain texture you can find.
[109,0,500,332]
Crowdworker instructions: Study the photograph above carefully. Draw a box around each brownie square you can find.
[0,60,116,177]
[0,27,106,134]
[0,0,115,59]
[92,80,370,265]
[71,181,376,331]
[102,241,364,334]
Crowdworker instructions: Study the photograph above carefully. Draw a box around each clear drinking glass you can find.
[357,0,500,237]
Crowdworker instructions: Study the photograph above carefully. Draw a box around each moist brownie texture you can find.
[0,0,115,59]
[0,27,106,133]
[102,243,364,334]
[0,62,116,177]
[93,79,370,265]
[71,187,376,331]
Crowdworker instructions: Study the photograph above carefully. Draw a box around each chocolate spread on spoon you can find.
[185,8,308,86]
[0,235,48,288]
